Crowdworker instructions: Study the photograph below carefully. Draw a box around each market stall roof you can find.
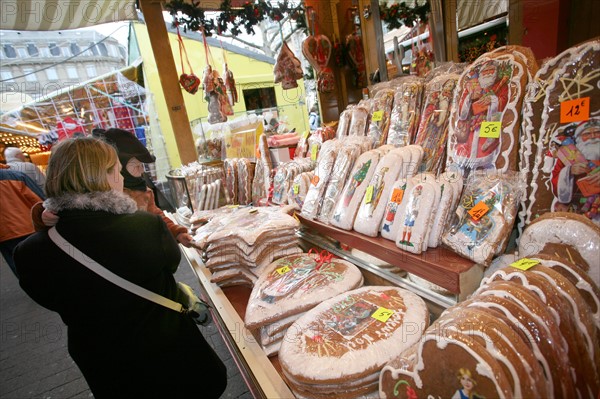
[0,61,146,153]
[0,0,138,31]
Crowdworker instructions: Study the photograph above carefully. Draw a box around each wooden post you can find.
[443,0,459,62]
[138,0,197,165]
[508,0,523,45]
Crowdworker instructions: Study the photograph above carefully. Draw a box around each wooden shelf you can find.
[296,214,481,296]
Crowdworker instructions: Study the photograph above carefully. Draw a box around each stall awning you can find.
[0,0,138,31]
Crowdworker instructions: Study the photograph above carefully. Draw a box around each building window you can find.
[118,46,126,58]
[27,43,39,56]
[70,42,80,55]
[46,67,58,80]
[89,43,99,56]
[3,44,16,58]
[97,42,109,57]
[16,47,28,58]
[23,68,36,82]
[86,64,97,78]
[108,44,118,57]
[1,70,13,81]
[39,47,50,57]
[242,87,278,111]
[49,43,62,56]
[66,66,78,79]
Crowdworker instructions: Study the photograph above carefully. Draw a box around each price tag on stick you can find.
[510,258,540,271]
[468,201,490,221]
[560,97,590,123]
[372,110,384,122]
[371,307,394,323]
[479,121,501,138]
[276,265,291,275]
[391,188,405,204]
[365,186,374,204]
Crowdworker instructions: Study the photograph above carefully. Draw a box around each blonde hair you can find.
[45,137,119,197]
[457,368,476,385]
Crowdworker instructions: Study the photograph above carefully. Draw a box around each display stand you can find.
[295,214,483,303]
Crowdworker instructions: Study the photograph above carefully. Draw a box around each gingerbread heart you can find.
[302,34,332,72]
[179,73,200,94]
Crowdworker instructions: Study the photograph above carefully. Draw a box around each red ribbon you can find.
[308,248,333,270]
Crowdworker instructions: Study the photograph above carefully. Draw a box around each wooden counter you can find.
[296,214,482,298]
[180,246,293,399]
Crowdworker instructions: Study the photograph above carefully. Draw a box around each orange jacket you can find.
[0,164,44,242]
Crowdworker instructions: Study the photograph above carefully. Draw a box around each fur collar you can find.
[44,190,137,215]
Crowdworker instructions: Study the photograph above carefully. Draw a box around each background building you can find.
[0,30,126,110]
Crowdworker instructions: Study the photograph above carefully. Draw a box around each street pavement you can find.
[1,252,252,399]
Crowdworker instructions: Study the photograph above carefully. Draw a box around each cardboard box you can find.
[269,146,296,166]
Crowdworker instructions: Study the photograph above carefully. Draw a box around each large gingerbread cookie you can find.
[524,39,600,227]
[279,286,428,397]
[518,211,600,287]
[244,253,363,330]
[446,46,534,175]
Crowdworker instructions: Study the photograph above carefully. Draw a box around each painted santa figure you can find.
[551,118,600,223]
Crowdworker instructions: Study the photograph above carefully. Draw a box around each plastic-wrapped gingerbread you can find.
[345,31,367,88]
[203,65,233,124]
[303,34,335,93]
[223,63,238,106]
[274,42,304,90]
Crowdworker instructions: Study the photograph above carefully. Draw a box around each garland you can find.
[458,24,507,63]
[379,1,430,31]
[165,0,306,37]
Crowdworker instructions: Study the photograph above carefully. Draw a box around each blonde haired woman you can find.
[14,137,226,398]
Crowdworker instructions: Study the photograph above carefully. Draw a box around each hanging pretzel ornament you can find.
[176,23,201,94]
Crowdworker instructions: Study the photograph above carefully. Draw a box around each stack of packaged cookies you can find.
[244,252,364,356]
[190,206,301,287]
[379,215,600,398]
[278,286,429,399]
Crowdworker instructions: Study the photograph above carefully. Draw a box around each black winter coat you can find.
[15,191,226,398]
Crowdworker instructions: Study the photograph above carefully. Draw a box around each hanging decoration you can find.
[378,1,430,31]
[273,42,304,90]
[165,0,307,37]
[303,34,335,93]
[345,32,367,88]
[220,41,238,106]
[458,25,508,63]
[302,8,334,93]
[175,23,201,94]
[410,25,435,77]
[200,30,233,124]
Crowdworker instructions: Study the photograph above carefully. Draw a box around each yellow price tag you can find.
[302,130,310,139]
[311,145,318,161]
[479,121,501,138]
[365,185,374,204]
[371,307,394,323]
[510,258,540,271]
[293,184,299,194]
[276,265,292,275]
[372,110,384,122]
[468,201,490,221]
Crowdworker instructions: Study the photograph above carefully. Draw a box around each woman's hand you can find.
[177,232,193,248]
[42,209,59,227]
